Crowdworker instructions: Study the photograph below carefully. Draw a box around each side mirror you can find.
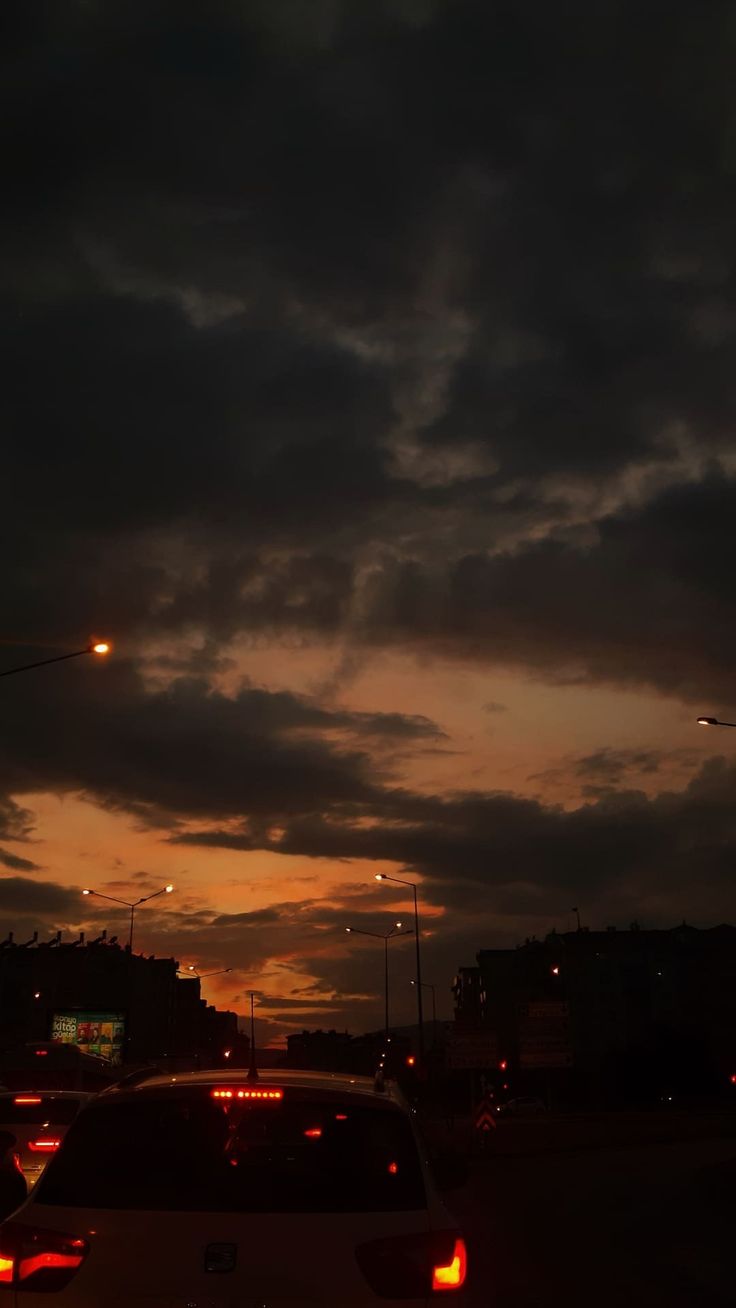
[431,1149,469,1192]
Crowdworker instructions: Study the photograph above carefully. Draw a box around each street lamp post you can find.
[345,923,413,1038]
[185,966,233,980]
[82,884,174,953]
[375,874,426,1061]
[1,642,111,679]
[82,884,173,1064]
[697,717,736,728]
[410,979,437,1050]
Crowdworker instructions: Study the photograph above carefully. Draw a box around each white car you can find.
[0,1067,468,1305]
[0,1092,93,1190]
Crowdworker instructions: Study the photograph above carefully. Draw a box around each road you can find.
[442,1113,736,1308]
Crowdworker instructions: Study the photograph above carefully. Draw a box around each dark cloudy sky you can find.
[4,0,736,1041]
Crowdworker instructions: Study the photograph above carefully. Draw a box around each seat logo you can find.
[204,1242,237,1273]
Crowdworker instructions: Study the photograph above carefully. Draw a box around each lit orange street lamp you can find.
[697,717,736,728]
[0,641,111,679]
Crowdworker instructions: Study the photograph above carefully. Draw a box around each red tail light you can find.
[303,1127,322,1139]
[211,1088,283,1100]
[13,1096,41,1106]
[28,1139,61,1153]
[432,1238,467,1291]
[0,1221,89,1291]
[356,1229,467,1298]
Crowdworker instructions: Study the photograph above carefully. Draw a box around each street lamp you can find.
[186,966,233,980]
[1,641,111,679]
[375,874,426,1060]
[697,717,736,728]
[82,884,174,952]
[345,922,413,1038]
[410,979,437,1050]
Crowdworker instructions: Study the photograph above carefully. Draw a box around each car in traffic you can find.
[0,1092,93,1190]
[0,1067,468,1304]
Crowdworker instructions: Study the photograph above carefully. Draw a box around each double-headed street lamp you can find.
[697,717,736,728]
[375,874,425,1061]
[345,922,413,1038]
[1,642,111,679]
[82,884,174,953]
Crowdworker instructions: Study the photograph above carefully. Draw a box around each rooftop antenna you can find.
[247,991,259,1083]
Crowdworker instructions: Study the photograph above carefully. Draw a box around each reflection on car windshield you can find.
[37,1092,426,1213]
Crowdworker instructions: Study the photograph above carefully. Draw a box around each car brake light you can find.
[28,1139,61,1152]
[13,1096,42,1106]
[34,1050,48,1057]
[0,1221,89,1291]
[356,1230,467,1299]
[211,1088,283,1100]
[432,1238,467,1291]
[303,1127,322,1138]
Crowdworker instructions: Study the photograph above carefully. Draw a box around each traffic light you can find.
[498,1059,508,1072]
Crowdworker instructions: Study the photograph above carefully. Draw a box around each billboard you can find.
[519,1000,572,1069]
[447,1030,499,1070]
[51,1011,126,1065]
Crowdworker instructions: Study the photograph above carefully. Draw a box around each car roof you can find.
[100,1067,408,1109]
[0,1089,92,1100]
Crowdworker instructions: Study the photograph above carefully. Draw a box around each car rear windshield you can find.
[36,1091,426,1213]
[0,1097,82,1125]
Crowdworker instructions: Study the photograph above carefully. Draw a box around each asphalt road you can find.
[443,1114,736,1308]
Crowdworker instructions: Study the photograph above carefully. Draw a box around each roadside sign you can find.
[474,1096,497,1132]
[447,1031,498,1070]
[519,998,572,1069]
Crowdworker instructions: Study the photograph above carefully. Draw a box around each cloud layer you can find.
[3,0,736,1032]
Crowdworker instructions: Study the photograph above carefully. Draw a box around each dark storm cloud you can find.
[4,0,736,705]
[0,661,441,827]
[209,908,281,928]
[0,849,40,873]
[336,472,736,703]
[0,800,35,844]
[4,0,736,1015]
[0,876,81,919]
[530,745,701,792]
[177,756,736,921]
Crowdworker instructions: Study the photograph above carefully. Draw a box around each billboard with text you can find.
[51,1011,126,1065]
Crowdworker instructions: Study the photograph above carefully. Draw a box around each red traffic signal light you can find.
[498,1059,508,1071]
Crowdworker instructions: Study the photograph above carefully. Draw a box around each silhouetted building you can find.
[0,930,247,1068]
[452,923,736,1106]
[286,1029,353,1072]
[286,1028,412,1078]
